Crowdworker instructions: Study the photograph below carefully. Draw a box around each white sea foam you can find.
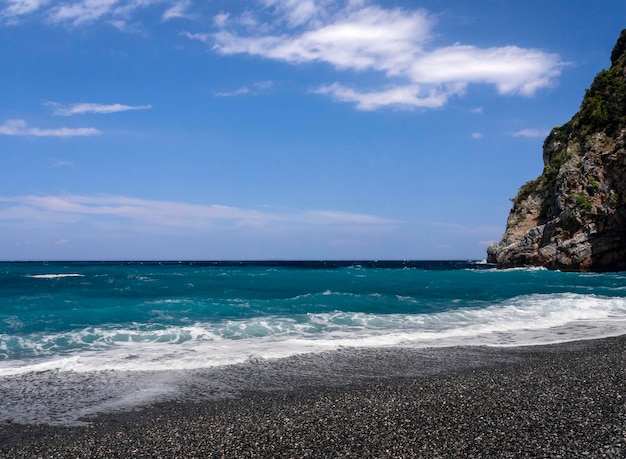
[1,292,626,377]
[474,265,549,273]
[27,273,85,279]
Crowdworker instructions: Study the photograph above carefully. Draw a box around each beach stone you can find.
[1,336,625,458]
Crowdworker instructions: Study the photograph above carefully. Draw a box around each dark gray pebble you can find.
[1,336,625,458]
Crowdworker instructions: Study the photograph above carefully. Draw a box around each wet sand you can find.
[1,336,625,458]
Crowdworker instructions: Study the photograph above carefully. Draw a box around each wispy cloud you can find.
[471,132,483,139]
[0,119,100,137]
[191,0,564,111]
[314,83,447,110]
[259,0,327,27]
[47,0,119,26]
[0,0,187,27]
[46,101,153,116]
[50,159,74,168]
[511,128,550,138]
[212,12,228,28]
[162,0,191,21]
[0,194,400,230]
[0,0,49,19]
[214,81,274,98]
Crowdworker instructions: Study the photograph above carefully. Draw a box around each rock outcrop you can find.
[487,29,626,271]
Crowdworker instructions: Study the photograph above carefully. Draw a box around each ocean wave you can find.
[2,292,626,375]
[26,274,85,279]
[473,265,549,273]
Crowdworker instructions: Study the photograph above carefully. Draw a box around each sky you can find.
[0,0,624,261]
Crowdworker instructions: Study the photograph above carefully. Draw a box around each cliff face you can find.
[487,29,626,271]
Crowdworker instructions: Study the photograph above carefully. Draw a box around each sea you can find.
[2,260,626,425]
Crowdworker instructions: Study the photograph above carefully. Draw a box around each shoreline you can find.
[1,336,625,457]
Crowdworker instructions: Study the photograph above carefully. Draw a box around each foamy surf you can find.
[26,273,85,279]
[2,292,626,376]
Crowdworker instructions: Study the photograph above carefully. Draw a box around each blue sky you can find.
[0,0,624,260]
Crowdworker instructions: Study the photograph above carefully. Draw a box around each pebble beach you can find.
[1,336,625,458]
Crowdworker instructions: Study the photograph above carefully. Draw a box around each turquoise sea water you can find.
[2,260,626,375]
[3,260,626,425]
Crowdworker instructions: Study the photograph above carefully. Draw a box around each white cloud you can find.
[37,0,180,27]
[315,83,448,110]
[301,210,394,225]
[162,0,190,21]
[213,12,228,28]
[50,159,74,167]
[199,1,564,111]
[260,0,315,26]
[408,44,561,95]
[47,101,153,115]
[0,119,100,137]
[182,30,208,42]
[212,6,432,72]
[0,194,400,230]
[113,0,168,27]
[259,0,331,27]
[48,0,119,26]
[214,81,274,97]
[1,0,48,18]
[512,128,550,138]
[471,132,483,139]
[214,86,251,97]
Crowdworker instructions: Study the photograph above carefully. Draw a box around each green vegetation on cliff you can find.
[513,29,626,217]
[489,29,626,271]
[558,29,626,141]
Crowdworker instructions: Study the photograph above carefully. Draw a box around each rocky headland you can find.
[488,29,626,271]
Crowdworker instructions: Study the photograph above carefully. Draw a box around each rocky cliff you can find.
[487,29,626,271]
